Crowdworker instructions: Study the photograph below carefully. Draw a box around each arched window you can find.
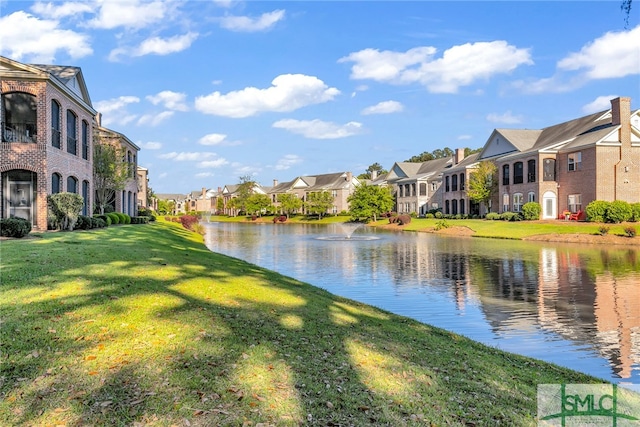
[67,110,77,155]
[452,199,458,215]
[513,193,524,212]
[2,92,37,143]
[513,162,523,184]
[460,173,465,191]
[460,199,465,215]
[445,176,450,192]
[527,159,536,182]
[528,191,535,203]
[543,158,556,181]
[451,174,458,191]
[502,165,510,185]
[502,193,510,212]
[82,120,89,160]
[52,100,61,148]
[445,200,450,214]
[67,176,78,193]
[52,173,61,194]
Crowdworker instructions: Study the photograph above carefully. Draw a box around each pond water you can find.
[203,222,640,390]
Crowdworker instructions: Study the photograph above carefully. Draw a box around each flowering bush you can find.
[179,215,199,231]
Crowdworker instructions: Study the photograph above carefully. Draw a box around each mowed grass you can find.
[1,220,606,426]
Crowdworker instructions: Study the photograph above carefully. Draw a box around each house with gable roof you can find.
[268,172,359,216]
[442,96,640,219]
[385,157,454,215]
[1,56,97,230]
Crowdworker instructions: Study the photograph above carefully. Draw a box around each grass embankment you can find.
[1,221,604,426]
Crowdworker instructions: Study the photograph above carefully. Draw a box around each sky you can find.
[1,1,639,194]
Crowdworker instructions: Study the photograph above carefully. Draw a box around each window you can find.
[82,180,90,215]
[67,176,78,193]
[527,160,536,182]
[82,120,89,160]
[398,186,403,197]
[52,100,61,148]
[452,174,458,191]
[460,173,465,191]
[445,200,450,214]
[445,176,450,192]
[411,183,416,197]
[2,92,37,143]
[419,183,427,196]
[405,184,410,197]
[431,182,437,191]
[331,190,337,197]
[528,192,535,203]
[52,173,61,194]
[128,151,133,177]
[503,193,509,212]
[452,199,458,215]
[513,193,524,212]
[513,162,523,184]
[568,152,581,172]
[502,165,510,185]
[67,110,77,155]
[543,158,556,181]
[568,194,582,213]
[460,199,465,215]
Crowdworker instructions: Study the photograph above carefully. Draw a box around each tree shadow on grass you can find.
[1,222,599,426]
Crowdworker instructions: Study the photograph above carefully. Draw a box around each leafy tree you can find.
[48,192,84,230]
[216,196,225,214]
[622,0,633,26]
[357,162,388,180]
[245,193,272,216]
[347,183,394,222]
[405,151,435,163]
[233,175,257,214]
[406,147,481,163]
[277,193,303,218]
[305,191,334,219]
[93,142,130,215]
[466,161,498,212]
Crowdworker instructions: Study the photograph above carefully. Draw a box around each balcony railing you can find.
[2,122,37,143]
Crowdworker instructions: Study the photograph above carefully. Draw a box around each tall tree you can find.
[466,161,498,213]
[277,193,303,218]
[233,175,257,214]
[305,191,334,219]
[347,183,394,222]
[93,142,130,215]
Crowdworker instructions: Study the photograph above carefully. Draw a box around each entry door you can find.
[542,191,556,219]
[9,181,33,221]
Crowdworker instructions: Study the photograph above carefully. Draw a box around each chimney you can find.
[96,112,102,127]
[202,187,206,199]
[273,179,278,187]
[611,97,631,147]
[371,170,378,180]
[346,171,352,182]
[455,148,465,165]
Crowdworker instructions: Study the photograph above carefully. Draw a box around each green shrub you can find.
[434,211,443,219]
[91,217,106,228]
[425,213,434,219]
[107,212,120,224]
[598,225,610,235]
[0,217,32,238]
[131,216,150,224]
[75,215,92,230]
[501,212,516,221]
[586,200,610,222]
[47,192,84,230]
[94,214,111,226]
[485,212,500,220]
[606,200,632,223]
[631,203,640,222]
[522,202,542,220]
[434,219,449,230]
[623,226,636,237]
[116,213,127,224]
[123,214,131,224]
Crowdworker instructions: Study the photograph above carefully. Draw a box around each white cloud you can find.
[272,119,364,139]
[109,32,198,61]
[361,100,404,115]
[340,42,532,93]
[195,74,340,118]
[95,96,140,114]
[198,158,229,168]
[486,111,523,124]
[87,0,171,30]
[457,135,472,140]
[31,2,94,19]
[146,91,189,112]
[199,133,227,146]
[138,141,163,150]
[558,26,640,79]
[0,11,92,62]
[274,154,303,170]
[582,95,619,114]
[159,152,217,161]
[137,111,174,126]
[195,172,215,178]
[219,10,285,32]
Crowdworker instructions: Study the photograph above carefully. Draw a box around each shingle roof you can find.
[30,64,81,84]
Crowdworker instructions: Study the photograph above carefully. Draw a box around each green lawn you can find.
[0,221,613,426]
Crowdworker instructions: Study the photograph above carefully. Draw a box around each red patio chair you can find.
[568,210,582,221]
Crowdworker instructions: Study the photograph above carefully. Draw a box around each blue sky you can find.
[1,1,638,194]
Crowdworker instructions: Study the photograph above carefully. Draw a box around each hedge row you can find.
[0,217,32,238]
[586,200,640,223]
